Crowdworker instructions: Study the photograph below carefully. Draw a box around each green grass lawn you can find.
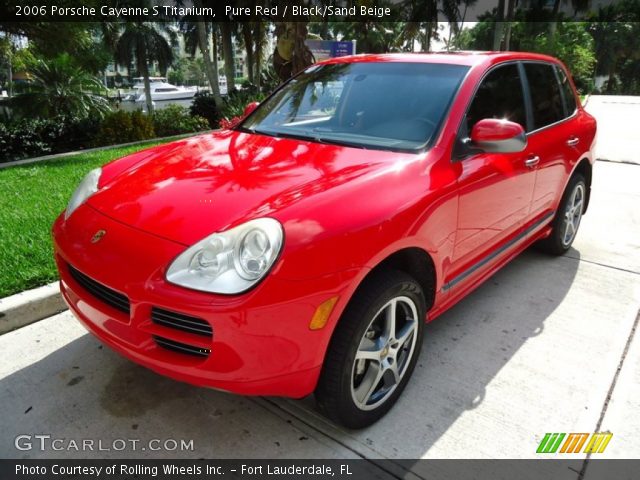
[0,140,172,298]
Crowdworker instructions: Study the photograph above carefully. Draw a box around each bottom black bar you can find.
[0,459,638,480]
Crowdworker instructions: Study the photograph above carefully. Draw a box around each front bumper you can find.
[52,204,359,397]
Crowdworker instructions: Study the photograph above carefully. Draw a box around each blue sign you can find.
[305,40,356,62]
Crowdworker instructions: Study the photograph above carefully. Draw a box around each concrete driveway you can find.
[585,95,640,165]
[1,98,639,466]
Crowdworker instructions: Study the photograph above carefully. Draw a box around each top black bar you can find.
[0,0,636,23]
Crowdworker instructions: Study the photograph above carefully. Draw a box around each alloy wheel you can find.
[562,183,585,247]
[350,296,419,411]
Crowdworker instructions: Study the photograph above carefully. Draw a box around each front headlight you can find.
[65,168,102,219]
[166,218,284,294]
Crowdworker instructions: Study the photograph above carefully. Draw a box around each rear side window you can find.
[555,65,577,116]
[524,63,565,130]
[465,63,527,133]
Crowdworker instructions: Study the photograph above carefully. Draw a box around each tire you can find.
[537,173,586,256]
[315,270,426,429]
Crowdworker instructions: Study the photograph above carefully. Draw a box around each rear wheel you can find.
[537,173,586,255]
[315,270,425,429]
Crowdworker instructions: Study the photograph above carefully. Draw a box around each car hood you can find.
[88,130,418,246]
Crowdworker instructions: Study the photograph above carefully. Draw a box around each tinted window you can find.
[466,64,527,133]
[524,63,565,130]
[555,65,577,116]
[242,62,469,151]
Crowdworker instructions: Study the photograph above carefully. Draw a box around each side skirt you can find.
[428,211,555,321]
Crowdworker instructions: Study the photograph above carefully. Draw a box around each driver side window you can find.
[465,64,527,134]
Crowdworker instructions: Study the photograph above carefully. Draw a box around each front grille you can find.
[153,335,211,357]
[151,307,212,337]
[68,264,130,314]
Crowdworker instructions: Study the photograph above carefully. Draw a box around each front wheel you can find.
[315,270,425,429]
[537,173,586,255]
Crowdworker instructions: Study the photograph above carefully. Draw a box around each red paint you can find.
[52,52,596,397]
[243,101,260,117]
[471,118,525,143]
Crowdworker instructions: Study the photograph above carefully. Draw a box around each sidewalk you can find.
[585,95,640,165]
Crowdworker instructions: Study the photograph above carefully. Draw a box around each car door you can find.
[522,62,580,220]
[447,62,536,289]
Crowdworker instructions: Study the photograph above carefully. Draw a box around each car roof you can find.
[317,51,561,68]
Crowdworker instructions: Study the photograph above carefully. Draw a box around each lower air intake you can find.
[153,335,211,358]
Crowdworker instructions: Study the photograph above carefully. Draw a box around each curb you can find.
[0,130,216,170]
[0,282,67,335]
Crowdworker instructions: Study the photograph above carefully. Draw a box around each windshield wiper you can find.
[252,128,326,144]
[245,127,370,150]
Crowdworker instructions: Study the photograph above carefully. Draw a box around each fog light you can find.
[309,296,339,330]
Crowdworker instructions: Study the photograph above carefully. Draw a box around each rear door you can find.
[522,62,581,220]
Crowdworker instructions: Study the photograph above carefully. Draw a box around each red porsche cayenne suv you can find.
[53,52,596,428]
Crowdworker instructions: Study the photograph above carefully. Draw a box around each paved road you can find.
[1,100,639,470]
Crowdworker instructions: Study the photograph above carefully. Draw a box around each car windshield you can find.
[240,62,469,151]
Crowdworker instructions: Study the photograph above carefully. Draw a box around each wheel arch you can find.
[573,157,593,213]
[350,247,437,313]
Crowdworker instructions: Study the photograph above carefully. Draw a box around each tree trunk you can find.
[220,22,235,92]
[195,20,222,106]
[493,0,506,51]
[253,23,263,86]
[549,0,561,37]
[291,23,313,75]
[606,62,617,93]
[8,56,12,98]
[446,23,455,51]
[423,23,431,52]
[242,25,254,85]
[504,0,516,51]
[319,19,329,40]
[194,0,221,106]
[212,29,219,87]
[137,45,153,114]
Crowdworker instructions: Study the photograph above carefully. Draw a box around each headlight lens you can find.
[65,168,102,219]
[166,218,283,294]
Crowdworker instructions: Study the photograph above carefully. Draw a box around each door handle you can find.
[525,155,540,168]
[566,136,580,146]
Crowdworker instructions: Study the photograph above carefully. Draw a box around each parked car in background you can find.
[53,52,596,428]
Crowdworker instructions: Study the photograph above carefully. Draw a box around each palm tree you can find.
[220,22,236,92]
[11,53,110,119]
[273,21,317,82]
[115,22,174,113]
[178,10,223,106]
[399,0,440,52]
[252,22,269,87]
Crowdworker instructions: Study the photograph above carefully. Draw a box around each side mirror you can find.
[243,101,260,117]
[470,118,527,153]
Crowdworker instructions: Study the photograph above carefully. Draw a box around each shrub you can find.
[0,105,208,163]
[55,117,102,152]
[0,119,53,162]
[189,93,220,128]
[130,110,155,141]
[152,104,209,137]
[94,110,155,146]
[0,115,102,162]
[221,88,266,120]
